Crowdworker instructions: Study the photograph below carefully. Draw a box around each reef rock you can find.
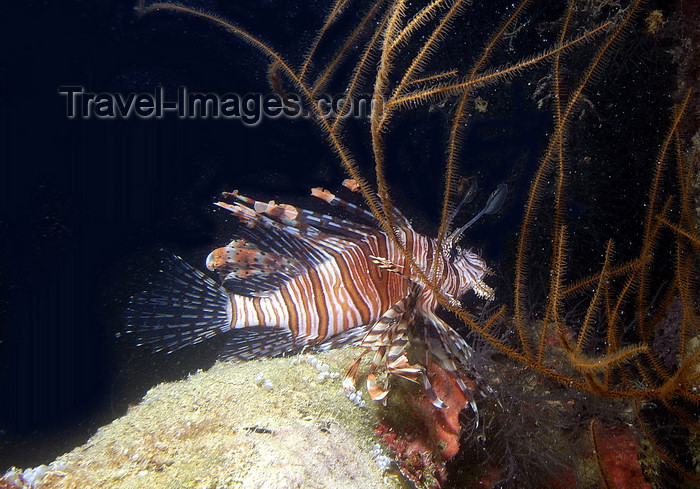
[1,348,403,489]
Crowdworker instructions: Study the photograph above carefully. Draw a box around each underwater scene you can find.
[0,0,698,487]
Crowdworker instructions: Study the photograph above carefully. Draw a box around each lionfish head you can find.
[451,247,494,301]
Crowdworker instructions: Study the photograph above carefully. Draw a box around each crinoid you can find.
[136,0,698,487]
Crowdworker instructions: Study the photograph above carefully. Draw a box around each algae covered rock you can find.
[2,348,403,489]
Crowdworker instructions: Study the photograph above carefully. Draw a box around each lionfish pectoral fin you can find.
[425,311,475,367]
[125,255,232,353]
[386,355,423,384]
[422,314,490,426]
[367,372,390,402]
[361,288,418,347]
[343,350,368,392]
[352,285,420,401]
[469,397,479,429]
[218,326,297,361]
[422,375,448,409]
[367,354,390,402]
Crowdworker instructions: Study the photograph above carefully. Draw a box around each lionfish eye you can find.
[448,246,460,262]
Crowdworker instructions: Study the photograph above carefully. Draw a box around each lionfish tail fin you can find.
[125,255,232,353]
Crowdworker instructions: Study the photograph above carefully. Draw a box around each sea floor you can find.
[1,348,402,489]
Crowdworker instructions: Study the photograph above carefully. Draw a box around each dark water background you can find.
[0,0,681,471]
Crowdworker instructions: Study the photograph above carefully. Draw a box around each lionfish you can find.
[127,180,505,408]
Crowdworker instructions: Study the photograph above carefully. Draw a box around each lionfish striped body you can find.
[127,182,500,408]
